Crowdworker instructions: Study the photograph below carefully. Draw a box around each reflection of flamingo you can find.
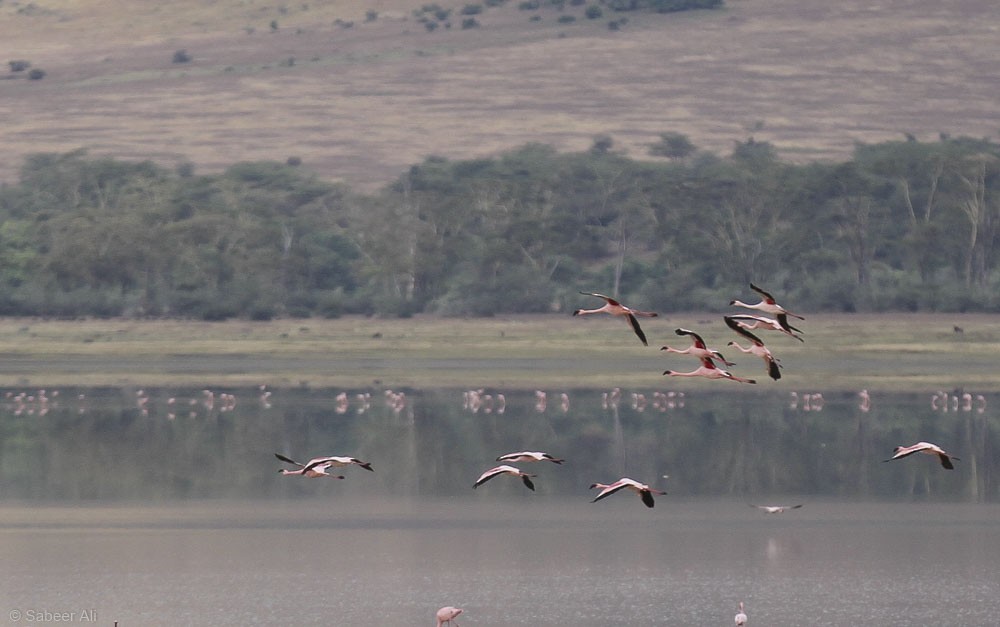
[590,477,666,508]
[573,291,658,346]
[883,442,959,470]
[664,357,756,384]
[474,465,536,491]
[661,328,734,366]
[750,503,803,514]
[734,601,748,626]
[731,283,804,320]
[436,606,463,627]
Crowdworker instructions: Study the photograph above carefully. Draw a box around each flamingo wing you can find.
[579,291,619,306]
[521,475,536,491]
[724,315,765,345]
[750,282,777,304]
[639,490,656,508]
[675,327,707,348]
[627,313,649,346]
[274,452,304,467]
[590,482,628,503]
[938,453,956,470]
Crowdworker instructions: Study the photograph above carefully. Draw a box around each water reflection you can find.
[0,386,996,501]
[1,386,998,625]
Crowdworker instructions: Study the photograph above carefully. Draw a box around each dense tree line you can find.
[0,135,998,320]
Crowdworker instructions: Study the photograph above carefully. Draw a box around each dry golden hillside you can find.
[1,0,997,190]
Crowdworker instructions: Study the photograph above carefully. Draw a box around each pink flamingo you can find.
[663,356,756,384]
[590,477,666,508]
[730,283,804,320]
[883,442,959,470]
[661,328,735,366]
[274,453,346,479]
[724,316,781,380]
[474,465,536,491]
[436,606,463,626]
[496,451,565,464]
[735,601,748,626]
[750,503,803,514]
[725,313,804,342]
[573,291,658,346]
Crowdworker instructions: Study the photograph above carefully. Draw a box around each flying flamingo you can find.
[731,283,804,320]
[724,316,781,380]
[474,465,537,491]
[661,328,735,366]
[725,313,804,342]
[883,442,960,470]
[496,451,565,464]
[663,356,756,384]
[590,477,666,508]
[573,291,658,346]
[436,606,463,626]
[735,601,748,626]
[275,453,373,474]
[750,503,803,514]
[274,453,345,479]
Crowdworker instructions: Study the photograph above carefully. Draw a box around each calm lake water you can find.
[0,386,997,625]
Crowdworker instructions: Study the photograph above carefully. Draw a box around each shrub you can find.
[557,14,576,22]
[27,68,45,80]
[461,17,480,28]
[365,9,379,21]
[584,4,603,18]
[518,0,541,9]
[461,3,483,14]
[172,49,191,64]
[8,60,31,72]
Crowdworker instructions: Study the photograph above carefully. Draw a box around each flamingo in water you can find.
[661,328,735,366]
[731,283,804,320]
[735,601,748,626]
[750,503,803,514]
[436,606,463,626]
[883,442,960,469]
[663,356,756,384]
[474,465,537,491]
[590,477,666,508]
[573,291,658,346]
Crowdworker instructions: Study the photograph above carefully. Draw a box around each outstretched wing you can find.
[675,327,707,349]
[724,315,765,344]
[627,313,649,346]
[640,490,656,508]
[274,452,303,467]
[579,291,618,306]
[749,283,777,304]
[590,482,628,503]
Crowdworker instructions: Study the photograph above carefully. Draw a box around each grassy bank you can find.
[0,313,995,390]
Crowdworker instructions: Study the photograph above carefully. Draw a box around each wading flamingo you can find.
[663,356,756,384]
[590,477,666,508]
[661,328,735,366]
[474,465,537,491]
[883,442,959,470]
[731,283,804,320]
[436,606,463,626]
[274,453,346,479]
[735,601,748,626]
[573,291,658,346]
[496,451,565,464]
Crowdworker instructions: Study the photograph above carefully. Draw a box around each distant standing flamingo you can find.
[590,477,666,508]
[735,601,748,626]
[573,291,658,346]
[663,356,756,384]
[661,328,735,366]
[731,283,804,320]
[883,442,960,469]
[474,465,537,491]
[436,606,463,626]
